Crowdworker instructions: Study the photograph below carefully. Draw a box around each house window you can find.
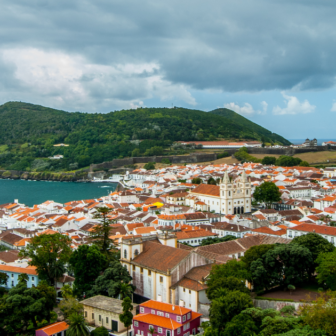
[177,328,181,334]
[32,277,34,281]
[187,313,191,319]
[183,288,185,292]
[157,328,163,333]
[99,315,101,322]
[141,267,143,273]
[167,331,171,336]
[183,315,186,322]
[124,250,127,258]
[160,276,163,283]
[189,290,191,294]
[134,249,139,257]
[148,270,152,276]
[133,265,136,271]
[165,313,170,318]
[140,307,145,313]
[157,311,164,316]
[92,313,94,319]
[106,317,109,324]
[11,274,14,278]
[134,321,139,327]
[177,316,181,322]
[85,311,87,317]
[151,310,156,314]
[11,281,14,286]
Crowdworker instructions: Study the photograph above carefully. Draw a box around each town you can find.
[1,160,336,335]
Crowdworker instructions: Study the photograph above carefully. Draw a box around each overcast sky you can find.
[1,0,336,139]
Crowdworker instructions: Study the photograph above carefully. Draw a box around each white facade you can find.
[189,170,252,215]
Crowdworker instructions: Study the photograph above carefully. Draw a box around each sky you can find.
[1,0,336,139]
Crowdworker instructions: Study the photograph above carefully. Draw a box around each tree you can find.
[299,291,336,336]
[161,158,171,164]
[131,148,140,157]
[0,278,56,335]
[67,313,90,336]
[192,177,202,184]
[288,285,295,295]
[87,260,134,298]
[253,181,281,208]
[0,272,8,285]
[59,291,84,319]
[222,312,258,336]
[291,232,334,276]
[207,276,250,301]
[201,235,236,246]
[91,326,109,336]
[209,290,253,333]
[207,260,250,291]
[119,297,133,336]
[144,162,155,170]
[299,161,310,167]
[262,156,276,165]
[69,245,108,298]
[119,282,134,299]
[251,244,313,291]
[273,326,327,335]
[241,244,275,270]
[19,233,72,289]
[90,207,115,255]
[207,177,217,185]
[275,156,302,167]
[316,250,336,290]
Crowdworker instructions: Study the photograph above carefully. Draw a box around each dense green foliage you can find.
[87,260,134,298]
[0,278,56,335]
[234,147,261,163]
[316,250,336,290]
[291,232,335,278]
[275,155,302,167]
[91,326,109,336]
[119,297,134,336]
[0,102,289,170]
[210,109,290,145]
[67,313,90,336]
[19,233,72,288]
[253,181,281,208]
[250,244,313,291]
[241,244,275,270]
[69,245,108,298]
[262,156,277,165]
[201,235,237,246]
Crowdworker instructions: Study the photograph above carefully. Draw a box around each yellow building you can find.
[81,295,138,335]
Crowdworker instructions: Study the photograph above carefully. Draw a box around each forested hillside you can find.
[0,102,290,171]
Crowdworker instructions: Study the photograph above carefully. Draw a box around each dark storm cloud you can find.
[1,0,336,109]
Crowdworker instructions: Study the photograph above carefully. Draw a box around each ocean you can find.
[288,139,336,146]
[0,179,117,207]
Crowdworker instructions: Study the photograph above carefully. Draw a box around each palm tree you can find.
[119,282,134,300]
[67,313,90,336]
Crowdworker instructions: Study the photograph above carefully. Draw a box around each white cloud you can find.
[224,101,267,115]
[331,101,336,112]
[273,92,316,115]
[1,48,196,111]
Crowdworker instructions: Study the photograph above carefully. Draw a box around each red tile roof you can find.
[292,224,336,236]
[36,322,69,335]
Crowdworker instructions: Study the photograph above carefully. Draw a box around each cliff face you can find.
[0,170,88,182]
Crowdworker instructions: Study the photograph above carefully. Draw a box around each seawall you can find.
[0,170,89,182]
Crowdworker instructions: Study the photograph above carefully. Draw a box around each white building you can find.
[188,170,252,215]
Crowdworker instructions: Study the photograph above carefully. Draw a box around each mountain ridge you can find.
[0,102,290,171]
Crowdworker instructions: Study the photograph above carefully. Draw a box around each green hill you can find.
[0,102,290,171]
[210,108,290,145]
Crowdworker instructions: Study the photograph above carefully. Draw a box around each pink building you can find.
[133,300,201,336]
[35,322,69,336]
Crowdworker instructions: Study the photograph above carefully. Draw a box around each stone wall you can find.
[253,299,308,311]
[90,153,217,172]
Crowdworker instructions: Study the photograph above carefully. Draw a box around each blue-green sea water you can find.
[0,179,117,207]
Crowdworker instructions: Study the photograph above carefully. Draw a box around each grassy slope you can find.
[210,108,291,145]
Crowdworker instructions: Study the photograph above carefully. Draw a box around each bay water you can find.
[0,179,117,207]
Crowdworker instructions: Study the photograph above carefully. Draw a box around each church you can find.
[187,170,252,215]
